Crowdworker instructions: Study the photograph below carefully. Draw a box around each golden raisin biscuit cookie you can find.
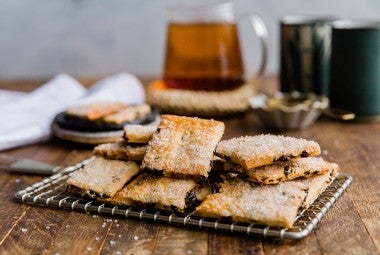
[109,173,197,213]
[141,115,225,178]
[66,102,127,121]
[298,167,338,208]
[215,134,321,170]
[67,157,139,198]
[195,177,309,228]
[123,124,157,143]
[195,169,336,228]
[102,103,152,125]
[222,157,337,185]
[93,140,147,161]
[247,157,338,185]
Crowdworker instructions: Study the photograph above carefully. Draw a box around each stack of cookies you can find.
[197,135,338,227]
[67,114,338,228]
[67,120,159,198]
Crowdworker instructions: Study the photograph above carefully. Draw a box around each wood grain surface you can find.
[0,77,378,255]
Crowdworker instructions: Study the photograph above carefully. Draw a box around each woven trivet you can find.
[146,80,256,117]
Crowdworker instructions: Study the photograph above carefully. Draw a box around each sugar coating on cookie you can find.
[141,114,225,178]
[111,173,197,212]
[123,124,157,143]
[195,177,308,228]
[67,157,139,198]
[215,134,321,169]
[195,169,336,228]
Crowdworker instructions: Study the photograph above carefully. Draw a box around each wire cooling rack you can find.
[14,158,352,240]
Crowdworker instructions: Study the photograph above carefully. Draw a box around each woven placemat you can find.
[146,80,256,117]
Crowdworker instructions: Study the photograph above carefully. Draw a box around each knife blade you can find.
[0,155,59,175]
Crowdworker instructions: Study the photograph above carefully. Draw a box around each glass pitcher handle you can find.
[247,14,269,78]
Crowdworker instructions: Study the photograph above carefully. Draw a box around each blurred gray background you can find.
[1,0,379,79]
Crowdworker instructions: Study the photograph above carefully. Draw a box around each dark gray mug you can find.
[280,16,337,95]
[329,20,380,118]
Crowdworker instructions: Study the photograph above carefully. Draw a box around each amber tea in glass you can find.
[162,2,268,92]
[164,22,245,91]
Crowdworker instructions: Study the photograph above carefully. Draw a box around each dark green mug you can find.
[280,16,337,96]
[329,20,380,118]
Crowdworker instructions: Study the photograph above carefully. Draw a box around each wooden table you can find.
[0,77,379,255]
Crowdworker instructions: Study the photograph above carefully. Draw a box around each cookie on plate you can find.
[93,140,147,161]
[67,157,139,198]
[141,115,225,179]
[215,134,321,170]
[102,103,152,125]
[66,102,127,121]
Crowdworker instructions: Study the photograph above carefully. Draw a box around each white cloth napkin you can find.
[0,73,145,151]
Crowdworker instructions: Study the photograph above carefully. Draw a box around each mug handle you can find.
[246,14,269,79]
